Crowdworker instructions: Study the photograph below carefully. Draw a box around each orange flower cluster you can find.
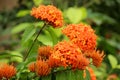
[47,41,104,69]
[48,53,62,68]
[28,62,35,72]
[38,46,53,60]
[62,23,97,52]
[31,5,63,28]
[28,46,53,76]
[28,60,50,76]
[85,50,105,67]
[36,60,50,76]
[0,64,16,79]
[49,41,90,70]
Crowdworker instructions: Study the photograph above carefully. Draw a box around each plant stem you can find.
[24,23,47,61]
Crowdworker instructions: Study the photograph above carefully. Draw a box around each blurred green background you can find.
[0,0,120,80]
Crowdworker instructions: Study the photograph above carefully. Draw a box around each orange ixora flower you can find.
[85,50,105,67]
[36,60,50,76]
[70,54,89,70]
[28,62,35,72]
[62,23,97,52]
[31,5,64,28]
[54,40,81,67]
[38,46,53,60]
[48,52,63,68]
[0,64,16,79]
[48,40,89,69]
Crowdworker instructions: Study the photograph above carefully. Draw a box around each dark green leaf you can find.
[56,71,67,80]
[74,70,84,80]
[41,75,51,80]
[87,10,116,25]
[67,70,76,80]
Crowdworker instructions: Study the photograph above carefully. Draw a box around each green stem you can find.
[24,23,47,61]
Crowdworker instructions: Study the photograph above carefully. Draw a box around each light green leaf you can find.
[33,0,43,6]
[66,7,87,23]
[34,22,44,28]
[85,69,91,80]
[0,59,9,63]
[21,26,36,44]
[47,27,58,45]
[37,30,53,46]
[52,28,62,38]
[10,51,23,62]
[108,54,118,69]
[11,23,31,34]
[116,65,120,69]
[0,51,23,62]
[16,10,30,17]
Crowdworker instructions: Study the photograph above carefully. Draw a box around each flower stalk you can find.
[24,23,47,61]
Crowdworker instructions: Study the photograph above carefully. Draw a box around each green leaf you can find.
[108,54,118,69]
[74,70,84,80]
[33,0,43,6]
[47,27,58,45]
[87,10,116,25]
[67,70,76,80]
[21,25,36,44]
[41,75,51,80]
[16,10,30,17]
[56,69,84,80]
[85,69,91,80]
[37,30,53,46]
[34,22,44,28]
[0,51,23,63]
[52,28,62,38]
[66,7,87,23]
[11,23,31,34]
[116,65,120,69]
[0,59,9,63]
[56,71,67,80]
[27,41,39,60]
[19,71,30,80]
[10,51,23,62]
